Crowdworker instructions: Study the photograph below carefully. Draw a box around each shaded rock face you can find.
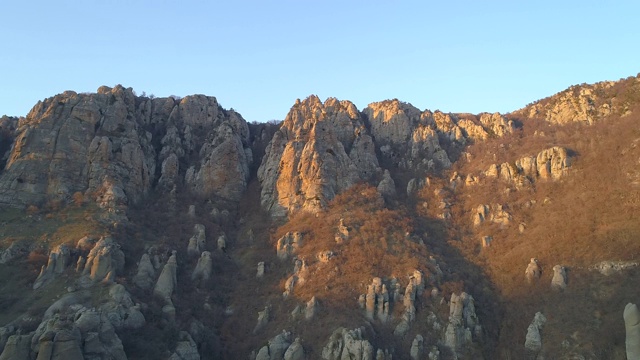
[258,96,379,216]
[364,100,453,172]
[0,85,251,208]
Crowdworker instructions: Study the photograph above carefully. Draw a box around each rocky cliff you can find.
[0,85,252,209]
[1,74,639,360]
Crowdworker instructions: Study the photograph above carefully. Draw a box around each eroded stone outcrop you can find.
[258,96,379,216]
[187,224,206,257]
[82,236,125,282]
[191,251,213,285]
[514,81,618,124]
[524,312,547,356]
[321,327,373,360]
[477,146,572,188]
[443,292,482,357]
[133,253,155,290]
[551,265,567,290]
[0,86,251,209]
[33,244,72,289]
[624,303,640,360]
[154,251,178,303]
[525,258,541,283]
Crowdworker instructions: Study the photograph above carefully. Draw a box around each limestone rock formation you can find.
[277,232,303,260]
[82,236,125,282]
[479,146,572,187]
[305,296,318,320]
[624,303,640,360]
[514,80,617,124]
[257,262,265,278]
[217,234,227,252]
[253,306,270,334]
[187,224,206,257]
[443,292,482,356]
[321,327,373,360]
[525,258,542,283]
[410,334,424,360]
[0,283,141,360]
[361,278,390,323]
[33,243,71,289]
[0,86,251,208]
[258,95,379,216]
[252,331,303,360]
[0,240,26,264]
[472,204,511,227]
[191,251,213,284]
[284,337,305,360]
[364,100,452,172]
[133,253,156,290]
[376,170,396,200]
[169,331,200,360]
[551,265,567,290]
[524,312,547,356]
[154,251,178,303]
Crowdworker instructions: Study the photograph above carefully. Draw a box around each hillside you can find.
[0,75,639,360]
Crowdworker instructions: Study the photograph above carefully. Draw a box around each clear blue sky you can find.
[1,1,638,122]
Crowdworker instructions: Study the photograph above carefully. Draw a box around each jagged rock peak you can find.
[0,85,252,208]
[258,95,379,216]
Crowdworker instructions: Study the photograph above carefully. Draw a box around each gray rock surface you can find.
[82,236,125,282]
[0,86,251,208]
[321,327,373,360]
[191,251,213,284]
[154,251,178,303]
[133,253,155,290]
[625,303,640,360]
[524,312,547,355]
[551,265,567,290]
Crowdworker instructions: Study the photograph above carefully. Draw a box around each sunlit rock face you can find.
[258,95,379,216]
[0,85,251,208]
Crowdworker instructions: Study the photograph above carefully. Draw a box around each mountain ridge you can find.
[0,74,639,359]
